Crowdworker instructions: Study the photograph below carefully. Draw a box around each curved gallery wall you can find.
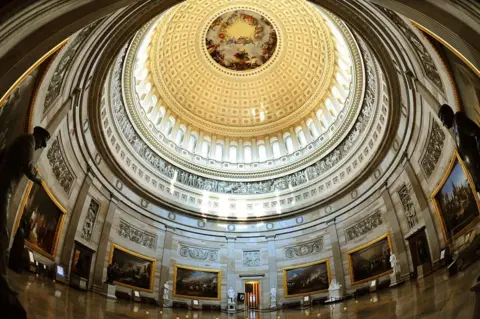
[2,0,479,310]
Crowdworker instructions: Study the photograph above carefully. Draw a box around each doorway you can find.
[245,281,260,308]
[71,241,94,283]
[407,229,432,278]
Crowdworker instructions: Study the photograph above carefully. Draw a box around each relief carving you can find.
[284,238,324,258]
[345,211,383,241]
[117,219,157,249]
[243,251,261,267]
[179,245,218,261]
[44,20,102,112]
[397,183,419,230]
[46,137,76,195]
[420,120,445,178]
[378,7,444,92]
[80,199,100,241]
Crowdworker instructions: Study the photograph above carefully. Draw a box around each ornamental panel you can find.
[179,245,218,261]
[243,250,261,267]
[345,211,383,241]
[420,119,445,178]
[117,219,157,249]
[284,238,324,258]
[80,199,100,242]
[397,183,419,230]
[46,136,76,195]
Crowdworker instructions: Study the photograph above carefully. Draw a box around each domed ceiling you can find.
[101,0,388,219]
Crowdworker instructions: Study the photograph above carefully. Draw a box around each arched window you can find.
[229,143,238,163]
[201,137,211,157]
[244,143,252,163]
[307,119,319,138]
[187,132,198,152]
[164,117,175,136]
[271,137,281,158]
[215,142,224,161]
[176,126,186,145]
[154,107,166,127]
[284,133,294,154]
[257,141,267,162]
[296,126,307,147]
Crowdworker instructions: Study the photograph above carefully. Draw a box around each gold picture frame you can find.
[282,259,331,298]
[173,264,222,300]
[15,181,67,260]
[108,243,157,293]
[346,233,393,286]
[431,152,480,242]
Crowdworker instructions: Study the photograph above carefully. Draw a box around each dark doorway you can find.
[71,241,94,283]
[407,229,432,278]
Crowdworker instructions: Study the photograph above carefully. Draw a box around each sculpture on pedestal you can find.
[327,279,343,302]
[227,287,235,303]
[163,280,171,301]
[270,285,276,307]
[105,263,115,284]
[389,252,399,274]
[438,104,480,192]
[0,126,50,295]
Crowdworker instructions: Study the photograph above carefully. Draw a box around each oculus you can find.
[206,10,277,71]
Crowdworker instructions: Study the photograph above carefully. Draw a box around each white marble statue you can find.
[390,252,400,274]
[270,286,276,301]
[328,279,341,291]
[163,281,171,300]
[227,287,235,303]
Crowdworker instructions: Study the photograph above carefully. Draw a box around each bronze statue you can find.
[0,126,50,294]
[438,104,480,192]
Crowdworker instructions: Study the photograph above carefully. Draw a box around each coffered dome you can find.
[122,0,361,178]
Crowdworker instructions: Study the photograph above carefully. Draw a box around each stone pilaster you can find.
[159,226,174,303]
[60,169,94,279]
[226,236,236,305]
[381,188,410,279]
[327,220,345,292]
[92,194,118,289]
[266,235,278,298]
[404,159,441,262]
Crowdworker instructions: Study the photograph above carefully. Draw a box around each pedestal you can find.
[71,275,88,291]
[389,272,401,287]
[227,301,236,313]
[101,283,117,300]
[270,299,276,308]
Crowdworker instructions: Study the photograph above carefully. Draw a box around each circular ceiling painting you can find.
[205,10,277,71]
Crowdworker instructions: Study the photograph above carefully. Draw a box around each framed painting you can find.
[282,259,331,298]
[347,233,393,285]
[431,152,480,241]
[16,181,67,259]
[108,244,156,292]
[173,265,221,300]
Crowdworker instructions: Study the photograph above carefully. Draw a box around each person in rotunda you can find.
[0,126,50,294]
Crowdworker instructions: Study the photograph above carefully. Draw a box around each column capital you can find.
[265,235,276,241]
[226,236,237,242]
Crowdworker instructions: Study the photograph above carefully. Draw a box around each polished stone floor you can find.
[9,261,480,319]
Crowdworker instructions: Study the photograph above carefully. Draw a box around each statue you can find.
[270,285,276,301]
[163,280,171,301]
[0,126,50,295]
[227,287,235,303]
[328,279,342,291]
[390,252,400,274]
[438,104,480,191]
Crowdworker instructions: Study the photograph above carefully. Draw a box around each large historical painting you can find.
[283,259,331,297]
[347,233,393,285]
[206,10,277,71]
[108,244,156,292]
[432,152,480,241]
[173,265,221,300]
[17,182,66,259]
[0,49,60,151]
